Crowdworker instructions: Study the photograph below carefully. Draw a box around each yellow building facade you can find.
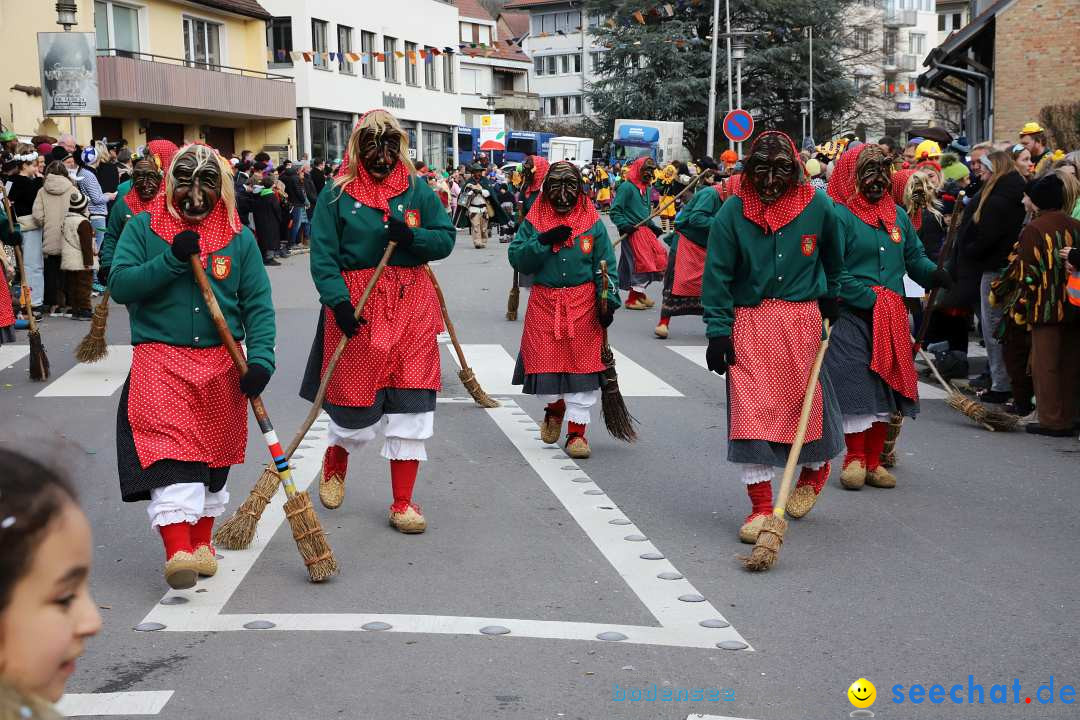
[1,0,295,158]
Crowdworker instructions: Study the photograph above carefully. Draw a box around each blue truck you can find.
[450,128,555,167]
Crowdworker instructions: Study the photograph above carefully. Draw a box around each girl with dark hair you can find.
[0,449,102,719]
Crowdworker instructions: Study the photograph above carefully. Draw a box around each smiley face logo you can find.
[847,678,876,709]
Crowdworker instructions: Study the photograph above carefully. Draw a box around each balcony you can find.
[883,9,918,27]
[883,53,918,73]
[96,50,295,120]
[493,90,541,112]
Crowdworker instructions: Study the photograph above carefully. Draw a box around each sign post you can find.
[38,32,100,131]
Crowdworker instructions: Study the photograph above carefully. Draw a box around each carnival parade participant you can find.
[703,131,845,541]
[824,144,951,491]
[455,162,509,249]
[610,157,668,310]
[519,155,549,217]
[98,140,176,285]
[508,161,620,459]
[655,156,719,339]
[109,143,276,589]
[301,109,456,534]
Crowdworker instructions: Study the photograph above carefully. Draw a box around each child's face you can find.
[0,502,101,702]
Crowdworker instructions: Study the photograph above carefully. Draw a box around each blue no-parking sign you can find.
[723,109,754,143]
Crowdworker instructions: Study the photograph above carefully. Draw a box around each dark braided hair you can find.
[0,449,78,612]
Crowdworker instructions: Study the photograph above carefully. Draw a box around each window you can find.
[183,16,221,68]
[442,52,454,92]
[572,53,582,73]
[405,41,419,86]
[534,57,545,75]
[556,11,581,32]
[309,115,350,164]
[459,67,479,94]
[311,19,328,69]
[590,51,603,72]
[534,13,556,34]
[854,28,871,51]
[424,46,437,89]
[480,25,491,45]
[572,95,582,114]
[95,1,141,55]
[541,94,583,117]
[953,12,962,28]
[546,56,556,75]
[883,30,896,55]
[382,35,396,81]
[266,17,292,65]
[909,32,925,55]
[938,13,946,31]
[360,31,376,79]
[460,23,471,43]
[588,11,604,27]
[338,25,354,74]
[559,55,569,74]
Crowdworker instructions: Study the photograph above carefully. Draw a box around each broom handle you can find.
[913,190,965,350]
[283,240,398,460]
[599,259,611,347]
[913,340,957,396]
[188,256,299,497]
[611,170,707,249]
[1,188,36,332]
[774,320,832,516]
[423,264,469,370]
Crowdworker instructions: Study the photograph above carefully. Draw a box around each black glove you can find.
[97,265,109,286]
[616,225,635,238]
[238,363,271,398]
[171,230,200,263]
[538,225,572,246]
[386,216,414,250]
[2,228,22,247]
[598,305,616,328]
[930,267,954,290]
[331,301,365,338]
[706,335,736,375]
[818,296,840,323]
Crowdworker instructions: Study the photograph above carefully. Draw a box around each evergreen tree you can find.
[584,0,868,157]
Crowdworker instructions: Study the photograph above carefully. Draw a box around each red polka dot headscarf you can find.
[525,155,550,195]
[735,130,815,233]
[828,144,897,233]
[525,161,600,250]
[146,139,179,174]
[334,109,413,213]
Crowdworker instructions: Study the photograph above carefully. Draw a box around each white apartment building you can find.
[260,0,460,169]
[843,0,938,141]
[504,0,603,123]
[456,0,537,129]
[935,0,970,44]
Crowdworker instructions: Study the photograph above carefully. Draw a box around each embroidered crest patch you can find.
[580,235,594,254]
[801,234,817,256]
[211,255,231,280]
[404,209,421,228]
[890,226,902,244]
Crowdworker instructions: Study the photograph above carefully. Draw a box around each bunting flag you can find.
[328,52,335,62]
[407,50,417,63]
[302,51,313,62]
[394,50,405,58]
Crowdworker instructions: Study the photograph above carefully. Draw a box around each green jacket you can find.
[674,185,723,247]
[100,193,136,269]
[610,180,652,229]
[309,176,456,308]
[833,205,937,310]
[509,219,621,310]
[703,189,842,338]
[108,212,276,372]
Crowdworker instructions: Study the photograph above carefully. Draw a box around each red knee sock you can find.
[627,290,644,304]
[657,316,670,327]
[191,516,214,550]
[843,431,867,468]
[390,459,420,513]
[796,462,831,493]
[158,522,193,560]
[545,399,566,417]
[324,444,349,473]
[864,422,888,471]
[567,421,586,438]
[746,481,773,518]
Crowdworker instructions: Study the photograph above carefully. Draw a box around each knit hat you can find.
[940,153,969,182]
[1025,173,1065,211]
[68,190,88,213]
[804,158,823,178]
[1019,121,1044,137]
[915,139,941,162]
[49,145,71,162]
[720,149,738,167]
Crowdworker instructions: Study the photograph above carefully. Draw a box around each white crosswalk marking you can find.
[36,345,133,397]
[447,343,682,397]
[57,691,173,716]
[0,345,30,369]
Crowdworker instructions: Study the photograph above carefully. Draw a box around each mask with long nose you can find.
[544,161,581,214]
[131,156,162,203]
[746,134,798,205]
[170,148,221,222]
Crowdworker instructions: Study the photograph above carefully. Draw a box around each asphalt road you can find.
[1,221,1078,720]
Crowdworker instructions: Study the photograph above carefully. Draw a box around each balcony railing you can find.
[883,9,918,27]
[493,89,540,112]
[882,52,918,72]
[96,49,295,120]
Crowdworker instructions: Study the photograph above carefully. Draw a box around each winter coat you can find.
[991,210,1080,328]
[251,188,284,250]
[303,174,318,210]
[76,167,108,216]
[60,212,94,271]
[281,168,307,207]
[32,174,76,256]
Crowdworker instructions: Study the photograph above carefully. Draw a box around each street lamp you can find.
[731,29,746,155]
[799,97,811,148]
[56,0,78,30]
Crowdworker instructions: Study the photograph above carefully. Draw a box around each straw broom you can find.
[424,265,499,408]
[214,240,398,551]
[74,289,110,363]
[189,256,337,581]
[506,270,520,321]
[916,342,1017,432]
[743,320,832,572]
[598,260,637,442]
[2,185,49,380]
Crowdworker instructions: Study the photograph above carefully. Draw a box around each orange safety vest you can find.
[1067,270,1080,307]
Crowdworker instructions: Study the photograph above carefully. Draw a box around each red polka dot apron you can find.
[321,266,444,408]
[870,287,919,401]
[728,299,824,444]
[127,343,247,469]
[625,227,669,275]
[520,283,605,375]
[0,279,15,328]
[671,233,706,297]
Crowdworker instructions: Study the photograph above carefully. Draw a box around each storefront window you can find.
[310,115,350,163]
[423,130,449,172]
